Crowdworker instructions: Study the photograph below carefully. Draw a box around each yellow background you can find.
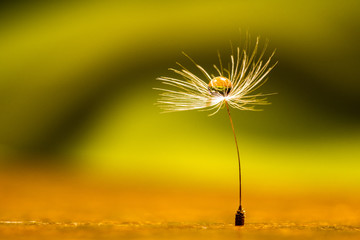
[0,0,359,230]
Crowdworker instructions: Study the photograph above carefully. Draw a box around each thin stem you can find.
[225,101,242,208]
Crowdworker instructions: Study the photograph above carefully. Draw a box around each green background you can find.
[0,0,359,193]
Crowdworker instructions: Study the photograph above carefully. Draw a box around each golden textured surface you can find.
[0,170,359,239]
[1,221,359,240]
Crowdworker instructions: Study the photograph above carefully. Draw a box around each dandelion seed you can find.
[155,35,277,226]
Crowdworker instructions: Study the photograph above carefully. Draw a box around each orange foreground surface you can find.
[0,170,359,240]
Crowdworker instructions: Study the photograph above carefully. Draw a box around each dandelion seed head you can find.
[155,35,277,115]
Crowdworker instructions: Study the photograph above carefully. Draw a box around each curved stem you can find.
[225,101,242,208]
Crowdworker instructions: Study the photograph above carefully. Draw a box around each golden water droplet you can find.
[208,76,232,95]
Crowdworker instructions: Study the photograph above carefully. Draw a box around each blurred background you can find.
[0,0,359,225]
